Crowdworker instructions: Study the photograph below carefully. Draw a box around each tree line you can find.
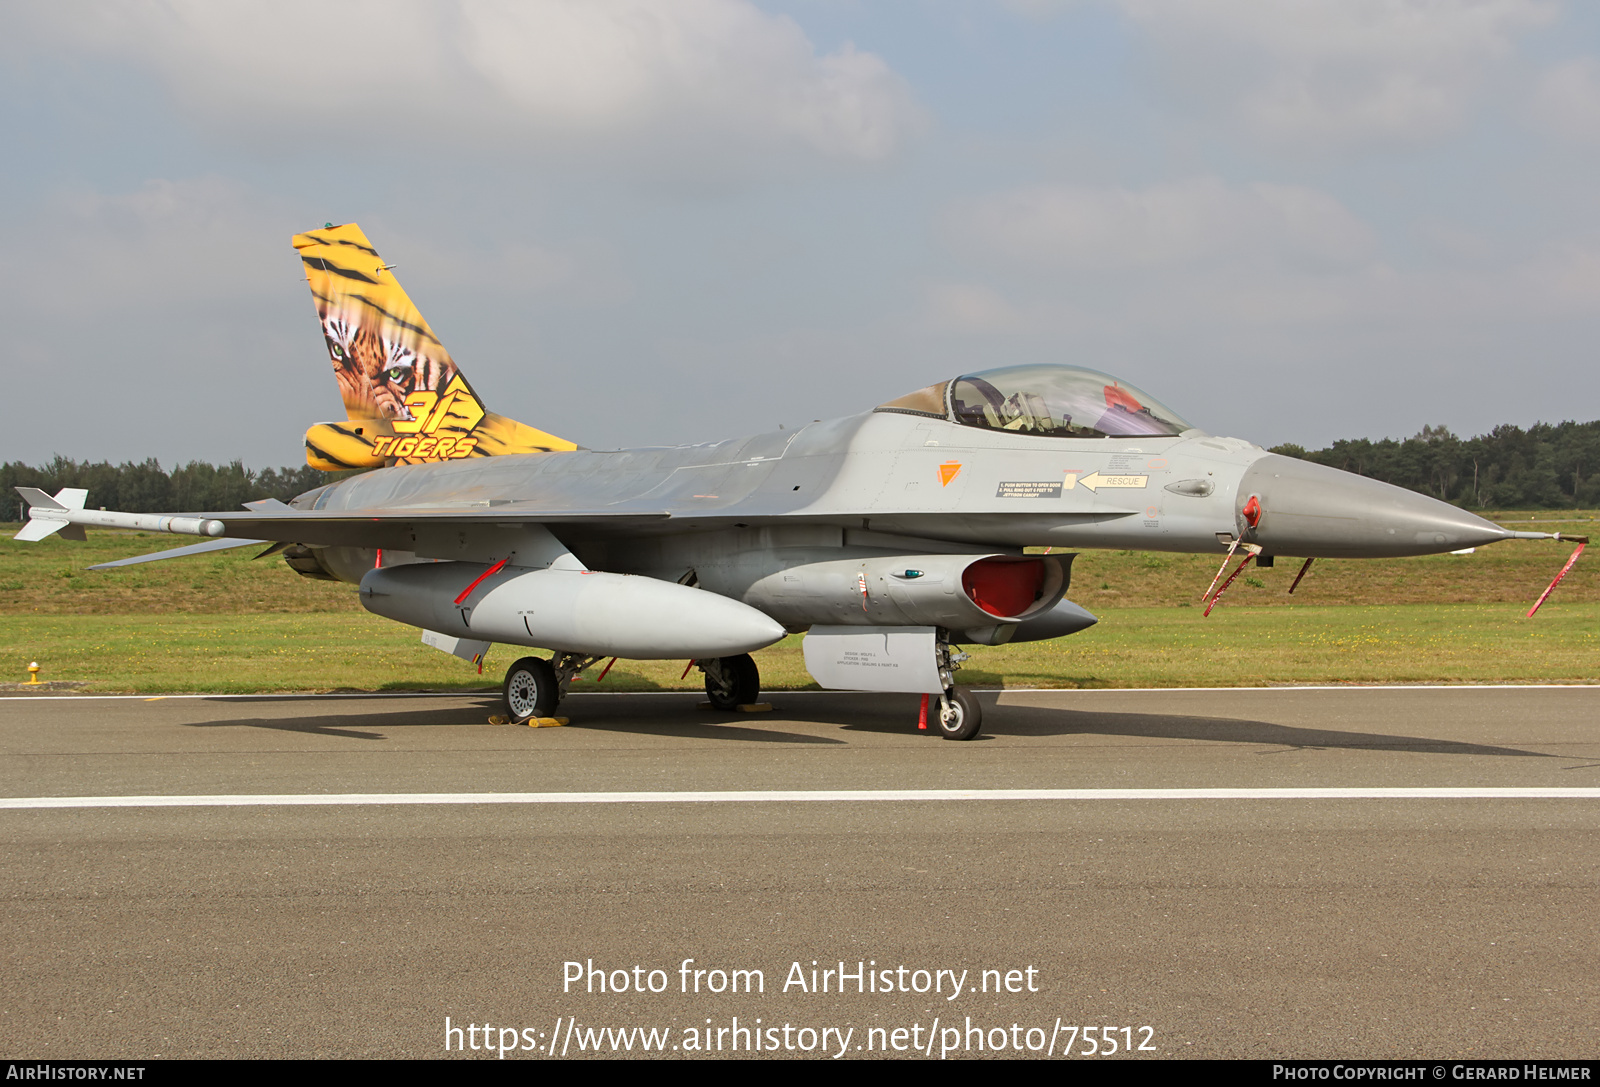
[1270,420,1600,509]
[3,417,1598,521]
[0,458,334,522]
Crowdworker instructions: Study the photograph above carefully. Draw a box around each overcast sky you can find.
[3,0,1598,468]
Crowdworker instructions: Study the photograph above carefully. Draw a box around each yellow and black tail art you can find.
[294,223,578,471]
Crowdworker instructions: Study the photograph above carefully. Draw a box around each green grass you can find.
[3,604,1594,695]
[1,519,1595,694]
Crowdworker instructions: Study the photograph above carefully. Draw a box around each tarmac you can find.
[1,686,1596,1060]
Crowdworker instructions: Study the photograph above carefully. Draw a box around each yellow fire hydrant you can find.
[27,661,40,684]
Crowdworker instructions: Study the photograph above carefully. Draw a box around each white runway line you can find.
[3,787,1598,810]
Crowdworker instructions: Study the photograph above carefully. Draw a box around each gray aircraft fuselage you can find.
[297,404,1511,581]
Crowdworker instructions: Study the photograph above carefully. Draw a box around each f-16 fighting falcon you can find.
[15,224,1585,739]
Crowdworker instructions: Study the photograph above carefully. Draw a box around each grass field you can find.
[1,516,1594,693]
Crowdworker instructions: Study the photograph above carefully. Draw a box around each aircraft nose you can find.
[1236,454,1510,558]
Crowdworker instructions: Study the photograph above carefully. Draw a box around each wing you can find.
[14,488,674,564]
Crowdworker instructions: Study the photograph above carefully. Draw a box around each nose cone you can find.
[1237,454,1510,558]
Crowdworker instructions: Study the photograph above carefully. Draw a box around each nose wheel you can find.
[933,686,982,741]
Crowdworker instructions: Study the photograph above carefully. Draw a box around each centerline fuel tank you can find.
[741,553,1069,644]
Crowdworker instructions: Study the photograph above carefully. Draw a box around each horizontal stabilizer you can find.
[88,537,268,570]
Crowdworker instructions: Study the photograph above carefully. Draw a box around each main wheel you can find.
[935,686,982,741]
[503,656,559,723]
[703,653,760,711]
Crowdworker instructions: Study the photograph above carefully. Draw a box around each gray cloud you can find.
[15,0,923,173]
[1530,56,1600,142]
[948,177,1379,272]
[1120,0,1556,148]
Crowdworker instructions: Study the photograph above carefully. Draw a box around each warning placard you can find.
[995,481,1063,499]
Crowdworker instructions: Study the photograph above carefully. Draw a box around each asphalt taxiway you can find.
[2,686,1596,1059]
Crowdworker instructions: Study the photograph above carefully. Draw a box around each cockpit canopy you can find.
[876,364,1193,439]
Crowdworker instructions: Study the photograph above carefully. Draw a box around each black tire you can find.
[935,687,982,741]
[503,656,559,723]
[704,653,760,711]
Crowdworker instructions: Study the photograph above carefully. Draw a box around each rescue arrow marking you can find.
[1076,471,1149,492]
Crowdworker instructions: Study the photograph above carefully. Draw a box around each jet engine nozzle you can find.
[1236,454,1511,559]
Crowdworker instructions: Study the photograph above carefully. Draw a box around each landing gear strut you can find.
[933,634,982,741]
[502,651,602,723]
[700,653,760,711]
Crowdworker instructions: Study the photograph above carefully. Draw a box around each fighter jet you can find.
[14,223,1580,739]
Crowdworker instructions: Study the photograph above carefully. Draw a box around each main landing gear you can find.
[501,652,763,723]
[501,651,604,724]
[503,656,558,723]
[698,653,761,711]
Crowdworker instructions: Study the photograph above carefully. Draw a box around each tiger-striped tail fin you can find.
[293,223,578,470]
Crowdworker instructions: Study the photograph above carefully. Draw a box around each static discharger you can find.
[1203,547,1261,618]
[1528,537,1588,617]
[1202,537,1245,602]
[1203,528,1586,615]
[1202,540,1262,616]
[1287,557,1316,595]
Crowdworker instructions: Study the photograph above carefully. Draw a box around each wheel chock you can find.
[488,715,568,726]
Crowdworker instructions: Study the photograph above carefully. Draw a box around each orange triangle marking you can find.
[938,461,962,486]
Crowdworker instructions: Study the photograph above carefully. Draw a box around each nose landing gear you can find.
[698,653,761,711]
[932,635,982,741]
[934,685,982,740]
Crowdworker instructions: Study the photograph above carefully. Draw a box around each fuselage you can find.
[293,404,1513,603]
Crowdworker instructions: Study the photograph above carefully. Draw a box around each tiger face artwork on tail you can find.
[297,225,463,425]
[294,223,578,471]
[321,310,458,423]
